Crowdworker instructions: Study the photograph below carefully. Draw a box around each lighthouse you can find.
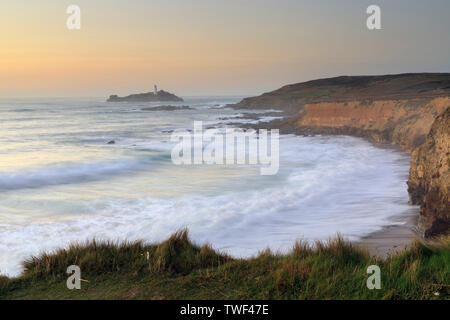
[154,85,158,95]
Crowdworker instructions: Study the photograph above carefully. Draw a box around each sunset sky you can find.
[1,0,449,97]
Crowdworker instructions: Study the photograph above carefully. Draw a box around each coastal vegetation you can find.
[1,230,448,300]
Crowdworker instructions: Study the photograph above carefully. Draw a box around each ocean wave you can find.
[0,158,149,191]
[8,108,35,113]
[0,135,416,277]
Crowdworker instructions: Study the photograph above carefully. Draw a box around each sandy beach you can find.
[359,208,421,257]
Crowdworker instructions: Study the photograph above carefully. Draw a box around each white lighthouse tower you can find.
[154,85,158,95]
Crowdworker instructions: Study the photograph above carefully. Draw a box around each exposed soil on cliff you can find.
[284,97,449,152]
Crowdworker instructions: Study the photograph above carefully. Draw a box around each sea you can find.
[0,96,415,276]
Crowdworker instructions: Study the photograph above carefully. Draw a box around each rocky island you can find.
[107,87,183,103]
[231,73,450,238]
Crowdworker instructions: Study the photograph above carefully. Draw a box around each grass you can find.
[0,229,449,300]
[288,91,330,98]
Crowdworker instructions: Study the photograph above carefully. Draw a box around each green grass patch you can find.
[288,91,330,98]
[1,230,449,300]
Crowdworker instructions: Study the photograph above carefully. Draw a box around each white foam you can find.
[0,135,416,277]
[0,158,143,191]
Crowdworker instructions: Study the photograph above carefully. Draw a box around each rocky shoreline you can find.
[141,105,192,111]
[231,74,450,239]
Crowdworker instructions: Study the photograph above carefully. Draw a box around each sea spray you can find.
[171,121,279,175]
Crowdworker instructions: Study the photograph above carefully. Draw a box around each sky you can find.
[1,0,449,97]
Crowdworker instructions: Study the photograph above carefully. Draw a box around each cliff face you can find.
[290,98,450,237]
[408,108,450,237]
[285,97,449,151]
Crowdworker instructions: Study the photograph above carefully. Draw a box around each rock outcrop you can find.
[107,90,183,102]
[141,105,192,111]
[408,108,449,237]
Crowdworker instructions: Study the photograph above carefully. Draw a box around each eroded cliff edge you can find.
[232,73,450,237]
[283,97,449,152]
[408,108,449,237]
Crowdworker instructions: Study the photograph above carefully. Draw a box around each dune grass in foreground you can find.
[0,230,449,300]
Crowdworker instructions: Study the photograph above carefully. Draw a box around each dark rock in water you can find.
[107,90,183,102]
[141,105,192,111]
[107,140,115,145]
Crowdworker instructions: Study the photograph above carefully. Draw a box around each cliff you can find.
[107,90,183,102]
[408,108,449,237]
[284,97,449,151]
[233,73,450,237]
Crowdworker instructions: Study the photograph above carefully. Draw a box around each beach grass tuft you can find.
[1,230,449,300]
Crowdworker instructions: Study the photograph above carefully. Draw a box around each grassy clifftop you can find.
[234,73,450,111]
[1,230,449,300]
